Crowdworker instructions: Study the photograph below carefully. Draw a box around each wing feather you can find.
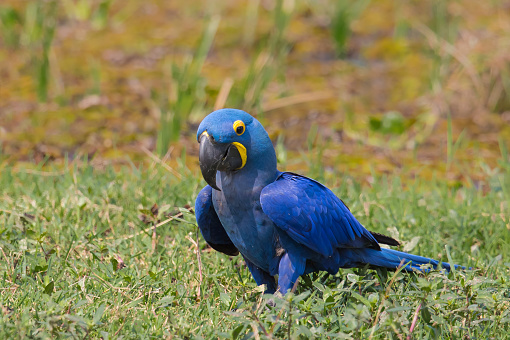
[260,172,380,257]
[195,185,239,256]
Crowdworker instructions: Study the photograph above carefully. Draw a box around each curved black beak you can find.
[199,133,243,191]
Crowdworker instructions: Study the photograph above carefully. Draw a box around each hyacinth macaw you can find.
[195,108,460,295]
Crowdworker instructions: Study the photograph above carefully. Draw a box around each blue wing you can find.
[260,172,380,257]
[195,185,239,256]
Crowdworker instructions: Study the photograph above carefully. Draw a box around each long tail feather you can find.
[343,248,465,272]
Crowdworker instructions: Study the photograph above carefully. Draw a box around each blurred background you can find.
[1,0,509,183]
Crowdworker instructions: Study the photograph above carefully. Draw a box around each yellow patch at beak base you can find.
[231,142,247,169]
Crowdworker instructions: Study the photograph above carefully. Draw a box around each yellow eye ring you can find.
[233,120,245,136]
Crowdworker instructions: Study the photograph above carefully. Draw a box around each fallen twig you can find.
[141,146,182,179]
[120,211,184,241]
[196,226,203,299]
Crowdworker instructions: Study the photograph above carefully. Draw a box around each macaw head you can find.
[197,108,276,190]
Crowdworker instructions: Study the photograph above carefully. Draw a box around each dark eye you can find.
[233,120,245,136]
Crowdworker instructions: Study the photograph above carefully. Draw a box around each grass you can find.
[155,15,220,156]
[1,155,509,339]
[330,0,370,57]
[1,0,509,175]
[0,0,58,102]
[155,0,291,156]
[227,0,293,115]
[1,0,510,337]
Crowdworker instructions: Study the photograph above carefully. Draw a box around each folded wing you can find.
[195,185,239,256]
[260,172,381,257]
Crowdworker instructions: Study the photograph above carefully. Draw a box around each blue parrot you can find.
[195,108,460,295]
